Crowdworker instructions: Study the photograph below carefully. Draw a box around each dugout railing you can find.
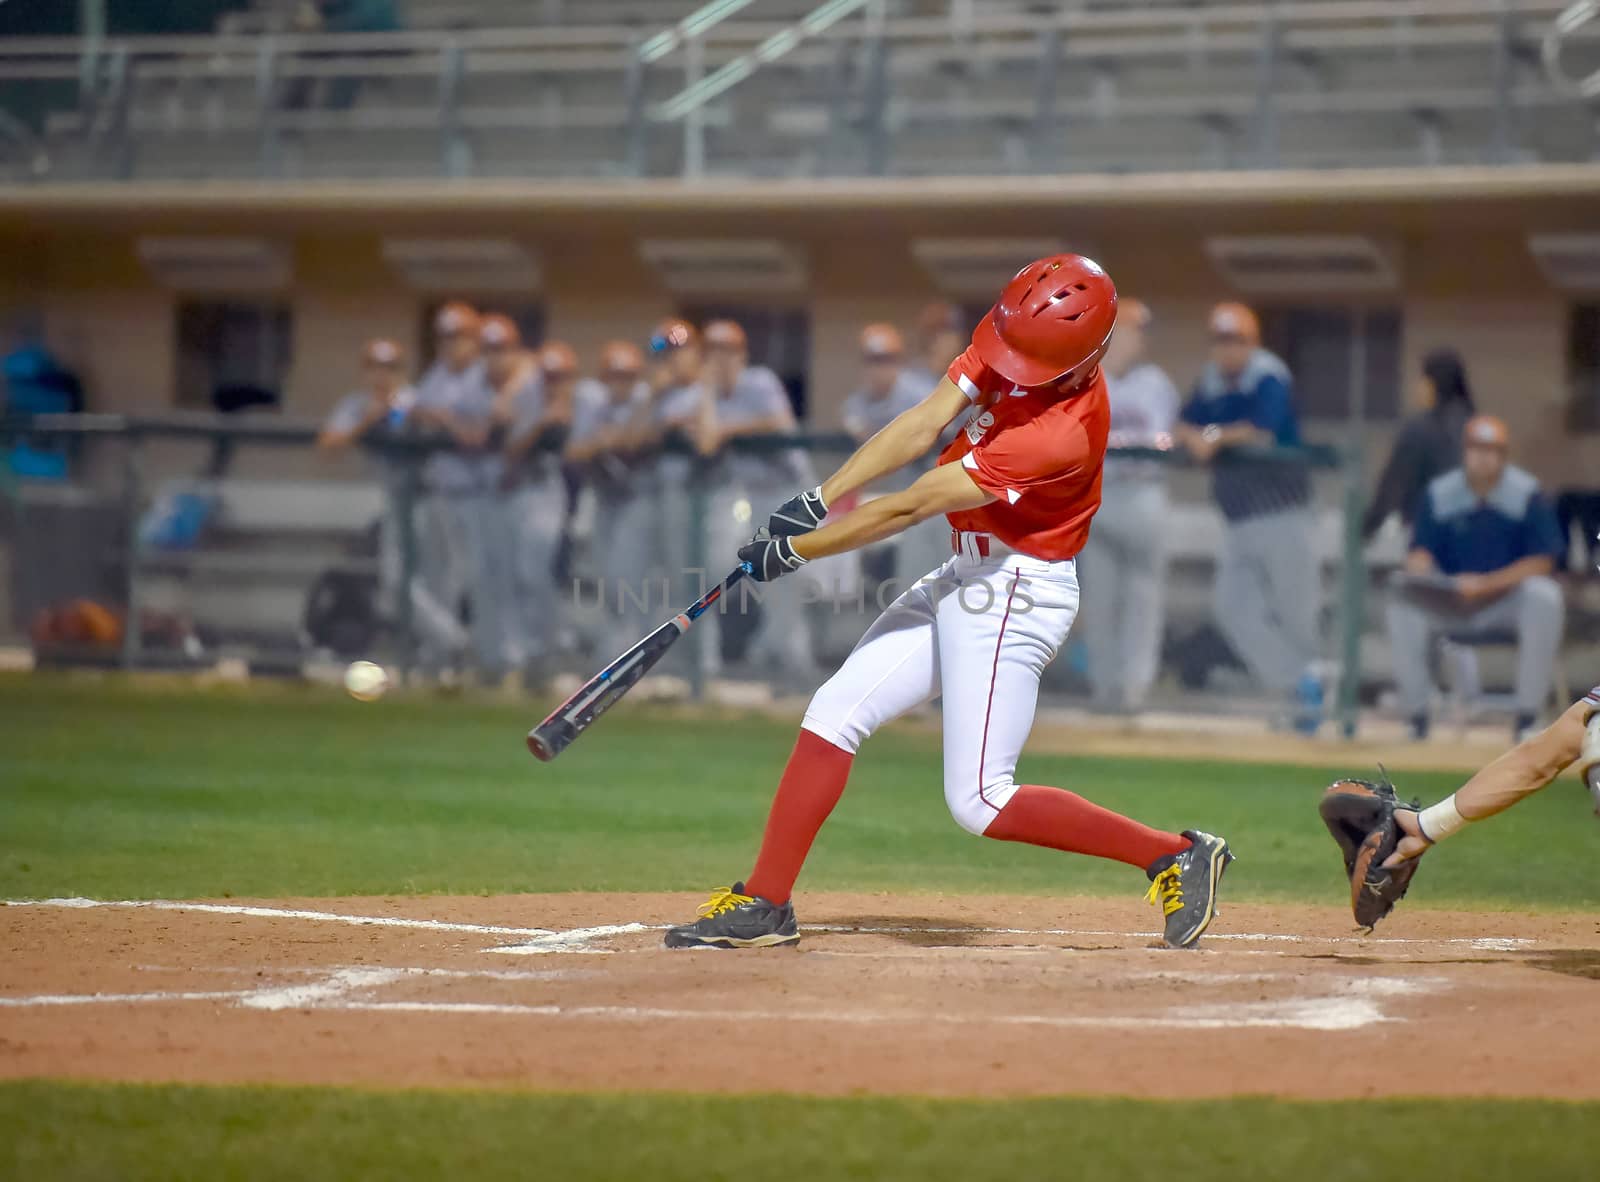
[0,412,1369,735]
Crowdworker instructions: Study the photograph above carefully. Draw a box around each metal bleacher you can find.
[0,0,1597,182]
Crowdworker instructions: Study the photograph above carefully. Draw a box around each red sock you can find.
[743,729,854,904]
[983,784,1189,871]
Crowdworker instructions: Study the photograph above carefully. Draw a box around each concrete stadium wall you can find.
[1,168,1595,489]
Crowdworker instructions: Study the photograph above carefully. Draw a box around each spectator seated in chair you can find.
[1386,414,1567,742]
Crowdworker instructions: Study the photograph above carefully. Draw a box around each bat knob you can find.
[527,718,578,762]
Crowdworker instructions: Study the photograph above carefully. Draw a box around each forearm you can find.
[1217,422,1272,448]
[1479,555,1554,596]
[564,431,614,464]
[1450,698,1593,820]
[815,378,965,504]
[508,419,570,462]
[820,415,941,504]
[1404,548,1438,576]
[716,416,792,441]
[427,413,489,449]
[794,462,989,561]
[793,492,931,560]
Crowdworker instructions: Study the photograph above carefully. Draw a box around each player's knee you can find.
[1518,575,1563,615]
[944,771,1017,836]
[801,678,868,755]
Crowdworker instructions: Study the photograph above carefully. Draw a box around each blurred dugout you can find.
[1074,299,1179,715]
[840,322,948,595]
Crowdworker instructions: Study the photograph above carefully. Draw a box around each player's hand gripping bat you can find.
[526,565,748,761]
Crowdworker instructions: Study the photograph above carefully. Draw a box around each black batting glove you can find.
[738,532,809,582]
[767,486,828,536]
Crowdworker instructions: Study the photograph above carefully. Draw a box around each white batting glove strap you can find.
[738,534,808,582]
[768,486,828,536]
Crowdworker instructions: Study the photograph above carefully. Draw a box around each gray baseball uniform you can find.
[701,366,818,687]
[502,372,571,667]
[569,379,656,650]
[321,388,467,667]
[841,368,948,590]
[1076,360,1180,710]
[413,358,521,679]
[1181,348,1319,695]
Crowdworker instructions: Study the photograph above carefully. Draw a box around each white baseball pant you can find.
[801,535,1081,835]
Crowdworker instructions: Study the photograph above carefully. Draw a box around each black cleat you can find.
[663,883,800,949]
[1145,830,1234,949]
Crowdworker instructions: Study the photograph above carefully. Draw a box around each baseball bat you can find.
[527,565,748,761]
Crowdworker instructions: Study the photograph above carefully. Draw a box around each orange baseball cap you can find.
[600,339,644,375]
[479,313,521,349]
[362,337,404,366]
[1208,301,1260,344]
[860,323,905,360]
[702,319,748,352]
[539,340,579,376]
[434,300,480,337]
[1464,414,1510,449]
[648,318,699,355]
[1119,298,1153,329]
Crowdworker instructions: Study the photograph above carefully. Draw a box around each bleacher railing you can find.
[0,0,1594,181]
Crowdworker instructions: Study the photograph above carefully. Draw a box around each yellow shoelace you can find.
[1145,865,1184,917]
[697,887,755,919]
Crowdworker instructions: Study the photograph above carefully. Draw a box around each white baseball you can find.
[343,660,390,702]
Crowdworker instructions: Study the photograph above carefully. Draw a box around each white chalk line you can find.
[486,923,654,955]
[130,964,585,982]
[0,990,245,1008]
[0,967,1434,1032]
[3,897,555,938]
[0,964,579,1012]
[3,898,1541,961]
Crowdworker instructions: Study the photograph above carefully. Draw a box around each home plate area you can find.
[4,893,1599,1100]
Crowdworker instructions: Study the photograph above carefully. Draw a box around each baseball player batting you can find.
[665,254,1234,951]
[1320,686,1600,926]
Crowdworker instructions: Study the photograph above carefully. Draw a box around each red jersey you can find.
[940,344,1110,560]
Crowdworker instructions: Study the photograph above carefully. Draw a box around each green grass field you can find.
[4,674,1597,908]
[5,1082,1599,1182]
[5,672,1600,1179]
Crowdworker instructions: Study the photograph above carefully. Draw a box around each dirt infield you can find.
[4,892,1599,1100]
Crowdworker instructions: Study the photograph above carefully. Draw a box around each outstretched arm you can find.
[818,378,970,505]
[799,461,992,559]
[1386,693,1600,865]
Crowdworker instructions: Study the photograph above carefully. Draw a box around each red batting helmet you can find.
[972,254,1118,388]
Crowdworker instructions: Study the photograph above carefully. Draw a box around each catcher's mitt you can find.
[1318,775,1424,929]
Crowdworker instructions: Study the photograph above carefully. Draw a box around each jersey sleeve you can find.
[1248,374,1299,444]
[946,344,995,402]
[840,392,870,440]
[752,368,796,427]
[1150,367,1181,434]
[1179,388,1210,426]
[1410,486,1446,566]
[960,413,1092,505]
[1522,492,1567,562]
[322,393,368,434]
[507,382,545,437]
